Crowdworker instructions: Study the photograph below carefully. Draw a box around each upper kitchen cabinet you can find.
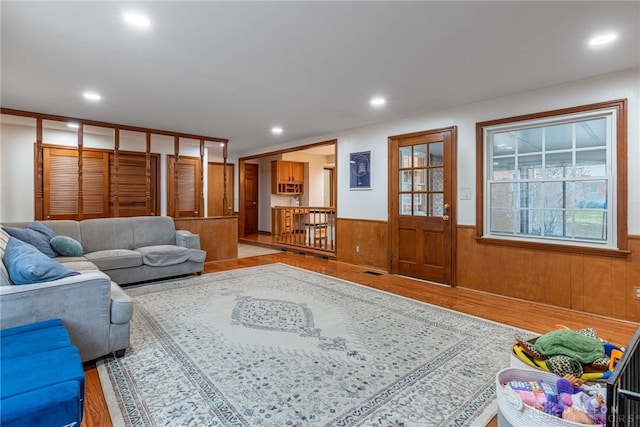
[271,160,305,194]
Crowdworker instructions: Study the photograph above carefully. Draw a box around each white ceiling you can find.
[1,1,638,156]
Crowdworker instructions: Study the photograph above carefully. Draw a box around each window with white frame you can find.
[479,103,626,250]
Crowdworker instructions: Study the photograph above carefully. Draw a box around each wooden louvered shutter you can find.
[43,147,108,219]
[167,156,201,217]
[109,153,158,217]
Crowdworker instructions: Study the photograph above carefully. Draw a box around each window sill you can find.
[474,236,631,258]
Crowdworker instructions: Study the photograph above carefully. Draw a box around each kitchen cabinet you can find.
[271,160,304,194]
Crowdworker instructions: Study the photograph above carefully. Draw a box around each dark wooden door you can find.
[244,163,259,234]
[389,127,457,285]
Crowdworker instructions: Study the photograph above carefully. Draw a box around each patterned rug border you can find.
[97,263,534,427]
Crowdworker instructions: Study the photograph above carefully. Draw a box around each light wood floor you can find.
[82,247,637,427]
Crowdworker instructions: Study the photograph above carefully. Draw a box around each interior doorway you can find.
[243,163,259,235]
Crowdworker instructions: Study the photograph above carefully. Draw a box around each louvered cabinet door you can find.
[109,153,159,217]
[43,147,108,220]
[167,155,201,218]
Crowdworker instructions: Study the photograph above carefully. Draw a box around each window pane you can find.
[414,193,427,216]
[542,182,566,209]
[576,118,606,149]
[490,182,516,208]
[519,182,542,209]
[545,151,573,178]
[428,142,443,166]
[429,168,443,191]
[493,132,516,156]
[414,144,427,167]
[400,194,412,215]
[521,209,543,236]
[545,123,573,151]
[574,181,607,209]
[400,170,412,191]
[543,210,567,237]
[576,149,606,176]
[493,157,516,180]
[518,128,542,154]
[490,208,516,234]
[399,146,412,168]
[414,169,426,191]
[429,193,443,216]
[518,154,542,179]
[571,210,607,240]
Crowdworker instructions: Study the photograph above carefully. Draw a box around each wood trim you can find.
[200,139,205,217]
[475,99,629,254]
[34,118,44,220]
[240,138,337,161]
[238,158,246,238]
[113,128,120,217]
[77,125,84,219]
[1,107,228,143]
[146,133,152,215]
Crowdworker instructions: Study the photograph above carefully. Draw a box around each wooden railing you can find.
[275,207,335,252]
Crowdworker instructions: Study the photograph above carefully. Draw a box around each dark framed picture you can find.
[349,151,371,190]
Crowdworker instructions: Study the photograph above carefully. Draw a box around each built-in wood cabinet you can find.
[272,207,308,235]
[271,160,304,194]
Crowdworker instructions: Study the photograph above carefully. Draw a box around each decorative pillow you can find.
[2,222,58,258]
[50,235,84,257]
[3,237,79,285]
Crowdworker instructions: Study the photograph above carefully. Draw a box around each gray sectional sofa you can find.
[1,216,207,362]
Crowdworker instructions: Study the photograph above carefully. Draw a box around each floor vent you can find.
[363,270,383,276]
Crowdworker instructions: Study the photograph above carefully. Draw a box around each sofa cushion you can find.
[0,229,11,286]
[51,235,84,257]
[80,218,135,253]
[84,249,142,271]
[134,245,192,267]
[131,216,176,247]
[59,260,101,273]
[3,237,80,285]
[2,222,57,258]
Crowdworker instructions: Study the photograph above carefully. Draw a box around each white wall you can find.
[238,68,640,231]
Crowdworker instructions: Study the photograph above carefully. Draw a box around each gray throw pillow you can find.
[3,237,79,285]
[2,222,58,258]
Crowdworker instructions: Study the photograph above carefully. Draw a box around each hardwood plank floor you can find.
[82,249,638,427]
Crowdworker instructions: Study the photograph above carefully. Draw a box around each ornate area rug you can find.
[98,264,524,426]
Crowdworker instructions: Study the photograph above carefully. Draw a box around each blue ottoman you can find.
[1,320,85,427]
[1,318,71,360]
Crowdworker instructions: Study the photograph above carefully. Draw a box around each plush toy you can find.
[584,394,607,425]
[562,406,596,424]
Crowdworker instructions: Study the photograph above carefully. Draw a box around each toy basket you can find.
[496,367,597,427]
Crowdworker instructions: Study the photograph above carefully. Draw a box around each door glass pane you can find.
[414,144,427,167]
[399,146,412,168]
[400,170,412,191]
[413,193,427,216]
[400,194,412,215]
[413,169,426,191]
[429,168,443,191]
[429,193,443,216]
[428,142,443,166]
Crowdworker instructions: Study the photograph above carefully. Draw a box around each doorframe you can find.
[238,139,338,239]
[387,126,458,286]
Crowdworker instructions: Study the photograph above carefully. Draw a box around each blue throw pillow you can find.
[50,235,84,257]
[2,222,58,258]
[2,237,79,285]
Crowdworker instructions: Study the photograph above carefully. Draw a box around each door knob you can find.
[442,214,450,221]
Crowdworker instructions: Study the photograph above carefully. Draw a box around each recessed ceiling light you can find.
[124,12,151,28]
[370,96,386,107]
[83,91,101,101]
[271,127,283,135]
[67,123,80,129]
[588,32,618,47]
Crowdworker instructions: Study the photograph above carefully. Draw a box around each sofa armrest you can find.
[0,272,112,362]
[176,230,201,249]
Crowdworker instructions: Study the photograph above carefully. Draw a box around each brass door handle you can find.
[442,214,450,221]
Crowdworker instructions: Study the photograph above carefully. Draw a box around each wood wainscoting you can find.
[457,225,640,323]
[174,216,238,262]
[336,218,389,271]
